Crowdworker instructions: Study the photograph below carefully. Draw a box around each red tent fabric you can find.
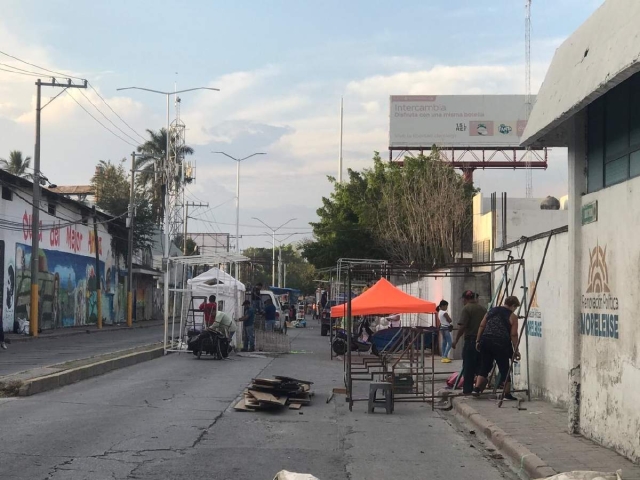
[330,278,437,317]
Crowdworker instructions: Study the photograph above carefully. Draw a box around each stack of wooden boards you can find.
[234,376,314,412]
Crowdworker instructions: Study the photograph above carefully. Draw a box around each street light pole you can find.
[212,151,265,280]
[253,217,296,287]
[117,85,219,352]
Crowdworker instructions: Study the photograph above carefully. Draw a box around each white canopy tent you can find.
[188,267,246,321]
[164,253,248,353]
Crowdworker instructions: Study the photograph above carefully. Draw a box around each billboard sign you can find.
[389,95,533,149]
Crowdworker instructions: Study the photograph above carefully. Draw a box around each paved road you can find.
[0,323,515,479]
[0,325,164,376]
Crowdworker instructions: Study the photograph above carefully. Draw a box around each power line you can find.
[0,66,43,78]
[77,88,143,145]
[0,62,52,77]
[0,49,85,80]
[65,90,138,148]
[88,82,147,142]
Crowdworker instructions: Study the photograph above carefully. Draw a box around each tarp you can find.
[330,278,437,317]
[188,267,246,296]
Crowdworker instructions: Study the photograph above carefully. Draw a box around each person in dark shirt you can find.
[474,296,521,400]
[238,300,256,352]
[198,295,217,328]
[452,290,487,394]
[264,299,277,332]
[251,283,263,312]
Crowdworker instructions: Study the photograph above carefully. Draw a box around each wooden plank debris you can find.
[236,377,314,413]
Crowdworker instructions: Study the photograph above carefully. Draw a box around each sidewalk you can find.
[0,322,163,377]
[5,318,163,343]
[453,396,640,479]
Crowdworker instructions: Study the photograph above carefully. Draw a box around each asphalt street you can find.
[0,322,516,480]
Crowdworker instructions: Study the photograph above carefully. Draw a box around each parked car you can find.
[321,300,338,336]
[260,290,288,331]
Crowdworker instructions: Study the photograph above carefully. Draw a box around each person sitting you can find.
[199,295,217,329]
[473,295,521,400]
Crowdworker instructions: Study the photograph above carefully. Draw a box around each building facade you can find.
[521,0,640,461]
[0,171,128,331]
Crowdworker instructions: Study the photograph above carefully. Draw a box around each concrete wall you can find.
[494,231,571,406]
[576,176,640,461]
[473,193,568,250]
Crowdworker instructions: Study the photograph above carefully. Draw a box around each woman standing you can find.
[438,300,453,363]
[473,296,521,400]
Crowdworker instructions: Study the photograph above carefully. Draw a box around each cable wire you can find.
[77,88,143,145]
[88,82,147,142]
[65,90,138,148]
[0,49,85,80]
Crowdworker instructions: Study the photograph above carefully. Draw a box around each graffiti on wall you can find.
[14,243,115,328]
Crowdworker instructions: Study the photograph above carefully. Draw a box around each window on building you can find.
[587,72,640,192]
[1,186,12,201]
[47,203,56,216]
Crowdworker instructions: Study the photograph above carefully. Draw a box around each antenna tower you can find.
[524,0,533,198]
[168,95,186,241]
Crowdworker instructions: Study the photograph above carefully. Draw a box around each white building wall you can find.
[494,231,571,406]
[0,184,123,331]
[577,176,640,461]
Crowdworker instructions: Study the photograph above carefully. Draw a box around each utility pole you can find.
[92,206,102,329]
[127,152,136,328]
[31,77,87,337]
[338,96,343,183]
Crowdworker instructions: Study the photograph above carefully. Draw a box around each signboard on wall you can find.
[389,95,532,149]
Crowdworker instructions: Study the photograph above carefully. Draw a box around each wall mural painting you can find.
[14,243,115,328]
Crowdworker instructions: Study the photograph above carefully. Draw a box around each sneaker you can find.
[503,393,518,401]
[0,342,7,350]
[471,387,481,397]
[442,357,451,363]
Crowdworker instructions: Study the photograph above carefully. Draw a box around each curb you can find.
[452,398,557,479]
[15,345,165,396]
[7,321,163,344]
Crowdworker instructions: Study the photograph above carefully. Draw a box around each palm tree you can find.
[0,150,32,179]
[136,128,194,224]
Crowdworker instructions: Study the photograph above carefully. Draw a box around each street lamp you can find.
[265,232,298,287]
[253,217,296,287]
[117,85,219,352]
[212,151,266,279]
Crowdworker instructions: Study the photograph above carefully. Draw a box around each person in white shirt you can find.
[438,300,453,363]
[209,310,237,344]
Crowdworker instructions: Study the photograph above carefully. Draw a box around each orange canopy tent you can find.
[330,278,437,317]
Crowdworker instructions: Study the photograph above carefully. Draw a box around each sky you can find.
[0,0,603,251]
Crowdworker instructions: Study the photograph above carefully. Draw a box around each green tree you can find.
[301,152,387,269]
[91,160,156,256]
[0,150,32,179]
[173,234,199,256]
[241,245,316,294]
[303,150,476,269]
[136,128,194,224]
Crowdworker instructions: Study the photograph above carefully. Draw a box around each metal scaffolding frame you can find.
[341,256,537,412]
[163,252,248,354]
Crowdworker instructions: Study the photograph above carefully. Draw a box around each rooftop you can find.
[521,0,640,147]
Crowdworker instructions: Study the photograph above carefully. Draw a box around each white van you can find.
[260,290,288,330]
